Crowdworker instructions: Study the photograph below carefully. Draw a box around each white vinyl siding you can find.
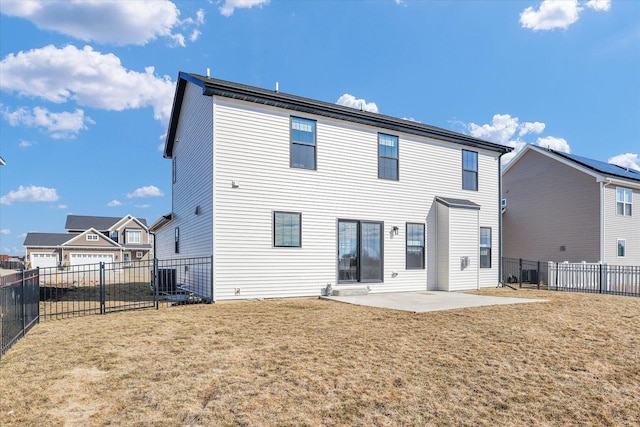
[155,81,214,260]
[604,185,639,265]
[210,96,501,299]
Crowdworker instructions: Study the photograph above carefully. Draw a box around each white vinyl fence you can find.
[548,262,640,296]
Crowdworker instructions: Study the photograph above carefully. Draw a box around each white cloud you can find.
[2,105,94,139]
[465,113,568,165]
[520,0,582,31]
[220,0,270,17]
[520,0,611,31]
[134,204,151,208]
[57,204,68,209]
[0,45,175,125]
[126,185,164,198]
[608,153,640,171]
[190,29,202,42]
[107,199,122,207]
[0,0,204,47]
[0,185,59,205]
[19,139,33,148]
[536,136,570,153]
[0,229,10,235]
[585,0,611,12]
[336,94,379,113]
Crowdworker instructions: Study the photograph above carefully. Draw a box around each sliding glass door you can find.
[338,220,383,283]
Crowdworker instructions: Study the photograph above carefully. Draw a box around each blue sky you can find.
[0,0,638,256]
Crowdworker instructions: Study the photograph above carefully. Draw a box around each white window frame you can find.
[617,239,626,258]
[136,251,143,258]
[616,188,632,217]
[86,234,99,241]
[126,229,142,244]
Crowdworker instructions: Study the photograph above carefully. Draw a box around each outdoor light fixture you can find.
[392,226,399,235]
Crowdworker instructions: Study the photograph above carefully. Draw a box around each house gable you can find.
[62,228,120,248]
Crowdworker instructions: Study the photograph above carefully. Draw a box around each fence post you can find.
[21,269,26,340]
[99,262,105,315]
[153,258,159,310]
[518,258,523,288]
[555,263,559,289]
[210,255,214,303]
[537,261,541,290]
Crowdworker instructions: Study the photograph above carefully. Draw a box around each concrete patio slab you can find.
[322,291,546,313]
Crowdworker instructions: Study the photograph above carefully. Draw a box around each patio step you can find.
[331,286,369,297]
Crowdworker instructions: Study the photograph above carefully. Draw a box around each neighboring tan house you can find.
[151,72,511,300]
[502,145,640,265]
[24,214,152,268]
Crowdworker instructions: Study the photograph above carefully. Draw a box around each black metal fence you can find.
[39,256,213,320]
[502,257,549,289]
[1,269,39,360]
[1,260,25,270]
[549,262,640,296]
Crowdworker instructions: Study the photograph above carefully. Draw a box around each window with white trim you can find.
[290,117,316,169]
[175,227,180,253]
[136,251,143,258]
[480,227,492,268]
[617,239,626,257]
[126,229,142,244]
[616,188,632,216]
[86,234,99,241]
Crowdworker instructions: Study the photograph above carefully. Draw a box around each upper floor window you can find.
[616,188,632,216]
[462,150,478,191]
[126,229,142,244]
[175,227,180,253]
[110,231,119,243]
[617,239,626,257]
[378,133,398,180]
[86,234,99,241]
[290,117,316,169]
[274,212,301,247]
[406,223,425,269]
[480,227,492,268]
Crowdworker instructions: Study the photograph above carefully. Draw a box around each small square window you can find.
[274,212,301,247]
[136,251,143,259]
[86,234,99,241]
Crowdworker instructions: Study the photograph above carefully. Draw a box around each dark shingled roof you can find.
[435,197,481,210]
[65,215,147,231]
[24,233,78,247]
[164,72,512,159]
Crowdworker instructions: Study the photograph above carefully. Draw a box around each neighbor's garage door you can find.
[31,253,59,268]
[70,253,114,266]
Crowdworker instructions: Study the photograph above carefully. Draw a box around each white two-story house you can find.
[151,72,510,300]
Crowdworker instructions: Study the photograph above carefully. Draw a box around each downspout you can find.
[600,179,613,263]
[498,152,505,287]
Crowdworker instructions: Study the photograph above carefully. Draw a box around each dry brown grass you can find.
[1,288,639,426]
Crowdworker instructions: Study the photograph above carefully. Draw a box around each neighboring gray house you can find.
[502,145,640,265]
[24,214,152,268]
[152,72,510,300]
